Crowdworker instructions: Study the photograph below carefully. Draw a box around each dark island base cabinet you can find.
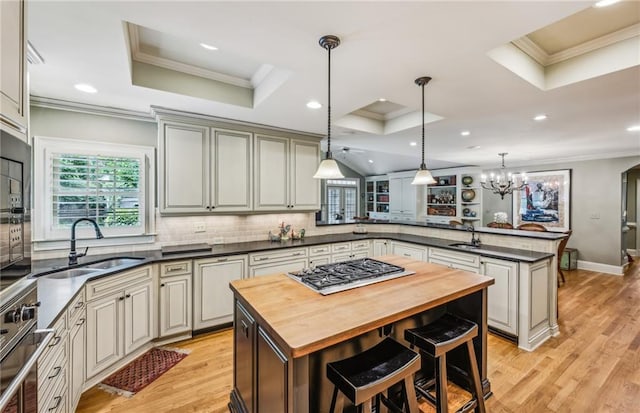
[230,290,491,413]
[230,302,289,413]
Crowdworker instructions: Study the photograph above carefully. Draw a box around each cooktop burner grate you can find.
[288,258,414,295]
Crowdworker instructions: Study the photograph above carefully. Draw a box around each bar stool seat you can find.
[327,337,421,413]
[404,313,486,413]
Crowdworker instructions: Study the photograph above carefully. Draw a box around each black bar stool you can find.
[326,337,421,413]
[404,313,486,413]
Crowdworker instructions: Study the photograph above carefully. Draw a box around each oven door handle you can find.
[0,328,55,411]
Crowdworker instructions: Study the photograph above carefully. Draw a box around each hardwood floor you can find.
[77,262,640,412]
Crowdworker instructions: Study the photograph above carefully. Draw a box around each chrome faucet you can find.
[467,224,481,247]
[69,218,104,265]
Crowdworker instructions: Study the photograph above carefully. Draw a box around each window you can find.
[34,136,155,244]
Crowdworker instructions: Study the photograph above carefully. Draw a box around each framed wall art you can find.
[512,169,571,232]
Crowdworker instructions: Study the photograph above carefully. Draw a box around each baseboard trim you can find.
[577,260,624,275]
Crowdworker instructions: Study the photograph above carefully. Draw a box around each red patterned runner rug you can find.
[98,347,190,397]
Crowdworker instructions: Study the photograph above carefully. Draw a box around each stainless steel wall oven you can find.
[0,131,53,413]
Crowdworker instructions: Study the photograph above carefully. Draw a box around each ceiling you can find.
[27,1,640,176]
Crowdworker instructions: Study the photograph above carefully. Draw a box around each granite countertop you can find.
[33,231,555,329]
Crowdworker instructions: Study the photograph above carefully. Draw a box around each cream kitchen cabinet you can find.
[254,134,320,211]
[38,314,67,413]
[0,0,28,142]
[85,266,155,379]
[194,255,248,329]
[249,248,308,277]
[390,241,428,261]
[159,260,192,337]
[428,247,481,273]
[481,257,518,336]
[67,290,86,411]
[372,239,388,257]
[158,120,253,214]
[388,172,422,221]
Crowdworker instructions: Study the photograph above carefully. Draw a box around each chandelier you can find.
[480,153,527,199]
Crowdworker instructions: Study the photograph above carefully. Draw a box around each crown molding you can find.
[27,41,45,65]
[127,23,252,89]
[513,23,640,67]
[30,96,154,122]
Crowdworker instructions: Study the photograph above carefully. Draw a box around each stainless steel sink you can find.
[449,242,481,249]
[44,268,103,279]
[82,257,145,270]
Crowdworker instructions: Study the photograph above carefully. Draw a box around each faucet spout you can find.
[69,218,104,265]
[467,224,481,247]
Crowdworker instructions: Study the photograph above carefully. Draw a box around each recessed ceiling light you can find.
[368,159,374,163]
[306,100,322,109]
[200,43,218,51]
[627,125,640,132]
[594,0,620,7]
[460,130,471,136]
[74,83,97,93]
[467,145,481,150]
[378,98,387,102]
[409,142,417,146]
[534,114,547,121]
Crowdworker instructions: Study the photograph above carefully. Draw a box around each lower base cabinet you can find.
[257,327,288,413]
[194,255,248,329]
[69,309,86,409]
[85,266,154,379]
[159,273,192,336]
[482,257,518,336]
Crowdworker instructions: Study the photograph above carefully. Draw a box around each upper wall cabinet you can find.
[154,108,321,215]
[0,0,28,142]
[158,120,253,214]
[254,134,320,211]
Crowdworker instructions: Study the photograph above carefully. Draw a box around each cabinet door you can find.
[159,121,210,213]
[69,316,85,409]
[234,302,255,413]
[86,295,122,379]
[194,256,247,329]
[373,240,388,257]
[401,178,417,217]
[0,0,27,138]
[124,281,154,355]
[482,257,518,336]
[212,129,253,211]
[389,178,403,214]
[159,274,192,337]
[257,328,288,413]
[289,139,320,210]
[254,135,288,210]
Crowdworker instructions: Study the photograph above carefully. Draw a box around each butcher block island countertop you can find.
[228,255,495,413]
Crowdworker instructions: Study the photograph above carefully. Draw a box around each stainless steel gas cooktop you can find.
[288,258,415,295]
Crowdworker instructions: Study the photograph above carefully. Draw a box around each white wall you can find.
[482,156,640,266]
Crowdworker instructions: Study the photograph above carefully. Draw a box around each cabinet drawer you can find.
[309,244,331,257]
[351,240,370,251]
[160,260,192,277]
[42,315,66,360]
[38,339,67,402]
[390,242,427,261]
[39,373,67,413]
[429,247,480,268]
[67,289,86,322]
[430,258,480,274]
[331,242,351,253]
[309,256,330,266]
[249,248,307,265]
[86,266,152,301]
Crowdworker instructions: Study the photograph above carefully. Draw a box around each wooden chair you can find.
[517,223,547,232]
[487,222,513,229]
[557,230,572,286]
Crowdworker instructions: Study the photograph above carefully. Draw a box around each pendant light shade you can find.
[313,35,344,180]
[411,76,436,185]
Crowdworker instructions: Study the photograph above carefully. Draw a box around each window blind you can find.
[51,152,141,229]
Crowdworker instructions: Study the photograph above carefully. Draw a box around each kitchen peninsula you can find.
[228,255,494,413]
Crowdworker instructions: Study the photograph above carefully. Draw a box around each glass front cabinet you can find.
[365,176,390,219]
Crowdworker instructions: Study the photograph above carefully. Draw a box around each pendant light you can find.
[411,76,436,185]
[313,35,344,179]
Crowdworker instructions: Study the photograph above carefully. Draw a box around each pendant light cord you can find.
[421,82,425,169]
[327,45,332,159]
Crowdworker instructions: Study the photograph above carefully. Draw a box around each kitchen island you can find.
[228,255,494,413]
